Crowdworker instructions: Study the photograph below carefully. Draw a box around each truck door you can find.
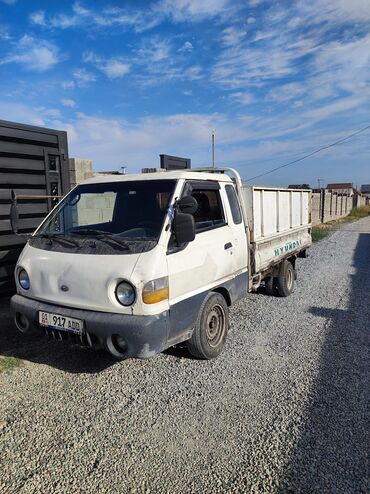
[223,183,249,277]
[166,180,239,342]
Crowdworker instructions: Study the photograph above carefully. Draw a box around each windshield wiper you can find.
[33,233,79,248]
[71,229,129,249]
[71,228,108,235]
[95,234,130,250]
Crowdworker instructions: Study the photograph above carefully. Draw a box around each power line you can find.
[247,124,370,181]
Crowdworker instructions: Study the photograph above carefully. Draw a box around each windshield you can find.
[33,179,176,253]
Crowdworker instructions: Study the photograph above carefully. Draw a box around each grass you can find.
[0,356,23,373]
[345,205,370,220]
[312,205,370,242]
[312,225,331,242]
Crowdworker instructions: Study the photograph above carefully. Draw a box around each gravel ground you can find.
[0,217,369,494]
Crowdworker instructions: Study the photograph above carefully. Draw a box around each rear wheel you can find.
[187,292,229,359]
[276,260,295,297]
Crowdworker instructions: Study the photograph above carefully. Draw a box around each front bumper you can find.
[10,294,170,358]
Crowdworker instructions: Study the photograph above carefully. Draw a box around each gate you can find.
[0,120,70,294]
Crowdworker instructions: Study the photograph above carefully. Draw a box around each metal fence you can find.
[0,120,70,294]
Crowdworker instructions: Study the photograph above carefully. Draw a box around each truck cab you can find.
[11,169,250,359]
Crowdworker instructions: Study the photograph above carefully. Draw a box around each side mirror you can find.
[10,191,19,234]
[177,195,198,215]
[173,211,195,244]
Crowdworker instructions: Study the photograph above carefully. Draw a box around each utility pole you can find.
[212,130,215,168]
[317,178,324,189]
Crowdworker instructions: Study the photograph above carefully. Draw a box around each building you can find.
[360,184,370,198]
[288,184,310,189]
[326,183,360,196]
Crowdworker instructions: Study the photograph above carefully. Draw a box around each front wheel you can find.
[187,292,229,359]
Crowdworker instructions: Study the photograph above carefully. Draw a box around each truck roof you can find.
[80,169,234,185]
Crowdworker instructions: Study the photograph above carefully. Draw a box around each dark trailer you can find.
[0,119,70,295]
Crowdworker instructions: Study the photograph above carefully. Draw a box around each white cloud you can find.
[61,111,254,170]
[179,41,193,52]
[72,1,90,17]
[0,101,44,126]
[2,97,367,184]
[61,98,77,108]
[184,65,202,79]
[54,109,369,181]
[102,60,130,79]
[37,0,235,33]
[50,2,90,29]
[267,83,306,103]
[297,0,370,24]
[40,108,61,117]
[303,97,365,122]
[248,0,266,6]
[83,52,130,79]
[246,16,256,24]
[73,68,96,87]
[229,92,255,105]
[137,38,171,62]
[0,25,11,40]
[221,26,246,46]
[213,0,370,98]
[156,0,233,22]
[0,0,17,4]
[213,34,317,87]
[29,11,45,26]
[1,35,61,71]
[61,80,75,89]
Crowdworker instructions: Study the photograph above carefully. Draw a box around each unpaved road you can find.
[1,217,369,494]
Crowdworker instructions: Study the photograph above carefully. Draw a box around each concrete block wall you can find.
[76,192,116,226]
[322,191,334,223]
[354,195,367,208]
[68,158,117,226]
[311,192,321,226]
[69,158,94,189]
[311,190,359,226]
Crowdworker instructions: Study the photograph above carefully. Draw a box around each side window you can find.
[191,188,225,232]
[225,185,242,225]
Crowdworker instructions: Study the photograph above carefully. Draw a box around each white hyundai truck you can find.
[11,167,311,359]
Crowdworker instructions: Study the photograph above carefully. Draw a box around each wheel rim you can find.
[205,304,226,348]
[287,267,293,290]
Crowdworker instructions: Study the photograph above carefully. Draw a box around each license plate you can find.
[39,311,84,335]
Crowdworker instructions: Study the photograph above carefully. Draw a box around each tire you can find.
[276,260,295,297]
[265,276,278,296]
[186,292,229,359]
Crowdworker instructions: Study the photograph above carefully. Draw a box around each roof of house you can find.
[326,182,353,189]
[288,184,310,189]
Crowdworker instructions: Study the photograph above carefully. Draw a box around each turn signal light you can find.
[142,276,169,304]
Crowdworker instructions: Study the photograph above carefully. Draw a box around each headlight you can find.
[18,269,30,290]
[115,281,135,306]
[142,276,169,304]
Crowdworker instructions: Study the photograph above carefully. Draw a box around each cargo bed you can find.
[241,185,312,276]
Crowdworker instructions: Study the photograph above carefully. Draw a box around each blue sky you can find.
[0,0,369,187]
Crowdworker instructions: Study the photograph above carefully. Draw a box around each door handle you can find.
[224,242,233,250]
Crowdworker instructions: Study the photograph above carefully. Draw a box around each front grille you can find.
[39,326,99,348]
